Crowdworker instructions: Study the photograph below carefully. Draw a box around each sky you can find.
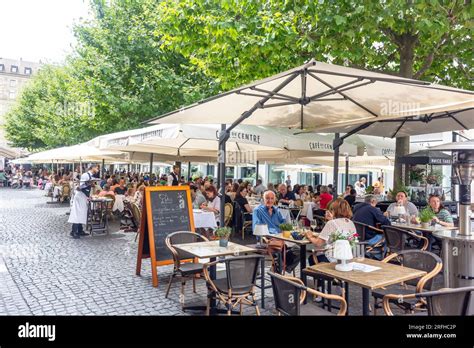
[0,0,92,64]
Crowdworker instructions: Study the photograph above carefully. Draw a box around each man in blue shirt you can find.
[353,194,390,246]
[252,190,300,273]
[252,190,286,234]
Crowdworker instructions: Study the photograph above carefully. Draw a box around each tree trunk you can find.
[393,33,416,189]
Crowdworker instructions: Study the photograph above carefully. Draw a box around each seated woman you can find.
[113,180,127,212]
[234,185,253,223]
[305,198,356,264]
[131,184,145,210]
[428,194,454,227]
[201,185,221,224]
[295,185,308,201]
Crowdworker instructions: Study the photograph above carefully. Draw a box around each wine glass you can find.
[310,219,317,231]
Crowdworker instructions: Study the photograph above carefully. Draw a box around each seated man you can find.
[276,183,296,206]
[353,194,391,247]
[252,190,299,273]
[385,191,418,218]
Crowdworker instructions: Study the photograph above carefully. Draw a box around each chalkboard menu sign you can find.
[135,186,195,287]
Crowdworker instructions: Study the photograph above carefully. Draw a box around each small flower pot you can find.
[421,222,430,228]
[282,230,292,238]
[219,238,229,248]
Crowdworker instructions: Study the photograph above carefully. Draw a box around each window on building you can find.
[11,65,18,73]
[10,79,17,87]
[9,90,16,99]
[24,67,32,75]
[0,64,4,72]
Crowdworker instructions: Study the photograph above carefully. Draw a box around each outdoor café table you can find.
[302,259,427,316]
[193,209,218,229]
[87,197,113,235]
[301,201,316,220]
[277,207,293,223]
[172,240,259,314]
[391,221,457,250]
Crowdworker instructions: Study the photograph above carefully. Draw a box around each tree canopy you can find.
[4,0,472,151]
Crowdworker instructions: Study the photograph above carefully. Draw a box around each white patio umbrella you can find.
[24,144,125,163]
[146,59,473,225]
[100,123,357,160]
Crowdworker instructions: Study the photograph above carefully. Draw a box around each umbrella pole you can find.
[149,153,154,177]
[332,133,340,195]
[345,154,349,189]
[187,162,191,181]
[102,159,105,177]
[256,160,259,185]
[218,124,228,227]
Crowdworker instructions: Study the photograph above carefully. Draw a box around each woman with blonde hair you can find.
[305,198,356,264]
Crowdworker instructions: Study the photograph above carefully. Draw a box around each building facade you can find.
[0,58,41,165]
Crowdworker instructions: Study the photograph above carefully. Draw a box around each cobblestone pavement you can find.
[1,187,434,316]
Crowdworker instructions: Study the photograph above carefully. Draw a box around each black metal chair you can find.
[383,286,474,316]
[269,271,347,316]
[203,255,263,315]
[165,231,209,309]
[372,250,443,315]
[381,225,429,256]
[232,201,252,240]
[353,221,385,259]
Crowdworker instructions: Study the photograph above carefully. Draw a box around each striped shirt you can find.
[435,208,453,223]
[252,204,286,234]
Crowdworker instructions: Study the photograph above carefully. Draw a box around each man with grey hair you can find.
[252,190,300,273]
[352,194,391,248]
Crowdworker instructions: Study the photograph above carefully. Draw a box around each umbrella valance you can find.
[398,150,452,165]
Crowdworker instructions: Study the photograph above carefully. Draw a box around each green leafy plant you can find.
[365,185,374,194]
[329,231,359,247]
[419,207,435,223]
[426,169,443,185]
[215,227,232,239]
[409,167,425,184]
[279,223,293,231]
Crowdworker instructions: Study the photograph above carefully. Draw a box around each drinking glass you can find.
[310,219,317,231]
[352,243,365,261]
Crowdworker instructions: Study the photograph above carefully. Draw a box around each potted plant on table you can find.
[419,207,435,228]
[215,227,232,247]
[279,223,294,238]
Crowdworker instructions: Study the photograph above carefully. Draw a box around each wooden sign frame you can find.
[135,186,195,287]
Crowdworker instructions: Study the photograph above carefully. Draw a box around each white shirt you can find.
[167,172,179,186]
[387,201,418,216]
[207,196,221,221]
[318,218,356,241]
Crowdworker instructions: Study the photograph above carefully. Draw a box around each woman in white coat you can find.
[68,165,99,239]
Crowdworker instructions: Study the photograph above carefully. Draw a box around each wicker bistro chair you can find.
[224,203,233,227]
[372,250,443,315]
[383,286,474,316]
[165,231,209,309]
[353,221,385,259]
[103,194,116,221]
[381,225,429,256]
[203,255,264,316]
[130,202,142,242]
[60,183,71,203]
[269,271,347,316]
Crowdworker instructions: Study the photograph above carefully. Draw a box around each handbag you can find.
[266,238,287,274]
